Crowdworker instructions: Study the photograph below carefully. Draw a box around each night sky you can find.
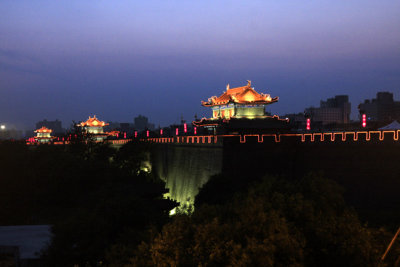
[1,0,400,130]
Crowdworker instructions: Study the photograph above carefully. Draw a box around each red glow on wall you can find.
[134,131,138,138]
[306,118,311,131]
[194,127,197,135]
[146,130,149,137]
[176,128,179,136]
[362,114,367,128]
[160,129,163,135]
[184,123,187,133]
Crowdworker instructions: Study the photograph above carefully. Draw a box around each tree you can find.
[40,141,178,266]
[0,140,177,266]
[129,173,393,267]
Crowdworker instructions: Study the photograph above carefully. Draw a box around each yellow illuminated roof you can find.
[78,115,109,127]
[201,80,278,107]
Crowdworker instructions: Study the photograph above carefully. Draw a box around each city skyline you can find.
[2,87,399,131]
[1,0,400,129]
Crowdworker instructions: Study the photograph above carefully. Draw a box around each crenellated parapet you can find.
[144,130,400,145]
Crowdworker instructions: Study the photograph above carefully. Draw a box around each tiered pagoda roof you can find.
[201,80,278,107]
[34,126,52,133]
[78,115,109,127]
[34,126,55,142]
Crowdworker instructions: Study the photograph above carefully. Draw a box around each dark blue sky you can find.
[1,0,400,129]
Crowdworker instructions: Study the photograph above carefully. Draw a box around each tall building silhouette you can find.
[359,92,400,122]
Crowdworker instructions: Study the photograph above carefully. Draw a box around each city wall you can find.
[151,142,223,206]
[148,131,400,221]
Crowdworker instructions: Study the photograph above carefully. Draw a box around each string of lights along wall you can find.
[25,81,399,145]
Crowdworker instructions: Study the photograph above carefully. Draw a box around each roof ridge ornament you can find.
[226,83,230,90]
[201,81,278,107]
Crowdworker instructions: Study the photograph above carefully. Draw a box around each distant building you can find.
[36,119,64,134]
[120,123,135,134]
[34,126,55,143]
[77,115,109,141]
[281,112,306,129]
[193,80,289,133]
[104,122,121,132]
[0,124,23,140]
[358,92,400,122]
[200,80,278,120]
[305,95,351,125]
[134,115,155,131]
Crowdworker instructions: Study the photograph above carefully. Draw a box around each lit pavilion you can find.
[34,126,55,143]
[78,115,109,141]
[202,80,278,119]
[193,81,289,132]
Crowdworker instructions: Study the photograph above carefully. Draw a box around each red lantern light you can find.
[306,118,311,131]
[146,130,149,137]
[134,131,137,138]
[160,129,163,135]
[184,123,187,133]
[194,127,197,135]
[176,128,179,136]
[362,114,367,128]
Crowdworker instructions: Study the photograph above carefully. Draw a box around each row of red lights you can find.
[306,116,367,131]
[28,126,198,142]
[30,117,367,141]
[132,124,197,138]
[30,123,210,142]
[362,114,367,128]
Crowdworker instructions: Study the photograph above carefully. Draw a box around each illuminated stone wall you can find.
[37,132,51,138]
[151,143,223,206]
[151,136,400,221]
[211,104,266,119]
[235,105,265,118]
[85,126,104,134]
[211,105,234,119]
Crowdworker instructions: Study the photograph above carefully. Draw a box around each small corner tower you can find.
[34,126,55,143]
[78,115,109,141]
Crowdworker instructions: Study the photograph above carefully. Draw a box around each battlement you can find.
[25,130,400,147]
[144,130,400,145]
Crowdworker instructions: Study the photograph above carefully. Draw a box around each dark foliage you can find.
[0,140,177,266]
[131,173,398,267]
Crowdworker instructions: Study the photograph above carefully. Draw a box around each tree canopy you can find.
[0,140,177,266]
[129,173,396,267]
